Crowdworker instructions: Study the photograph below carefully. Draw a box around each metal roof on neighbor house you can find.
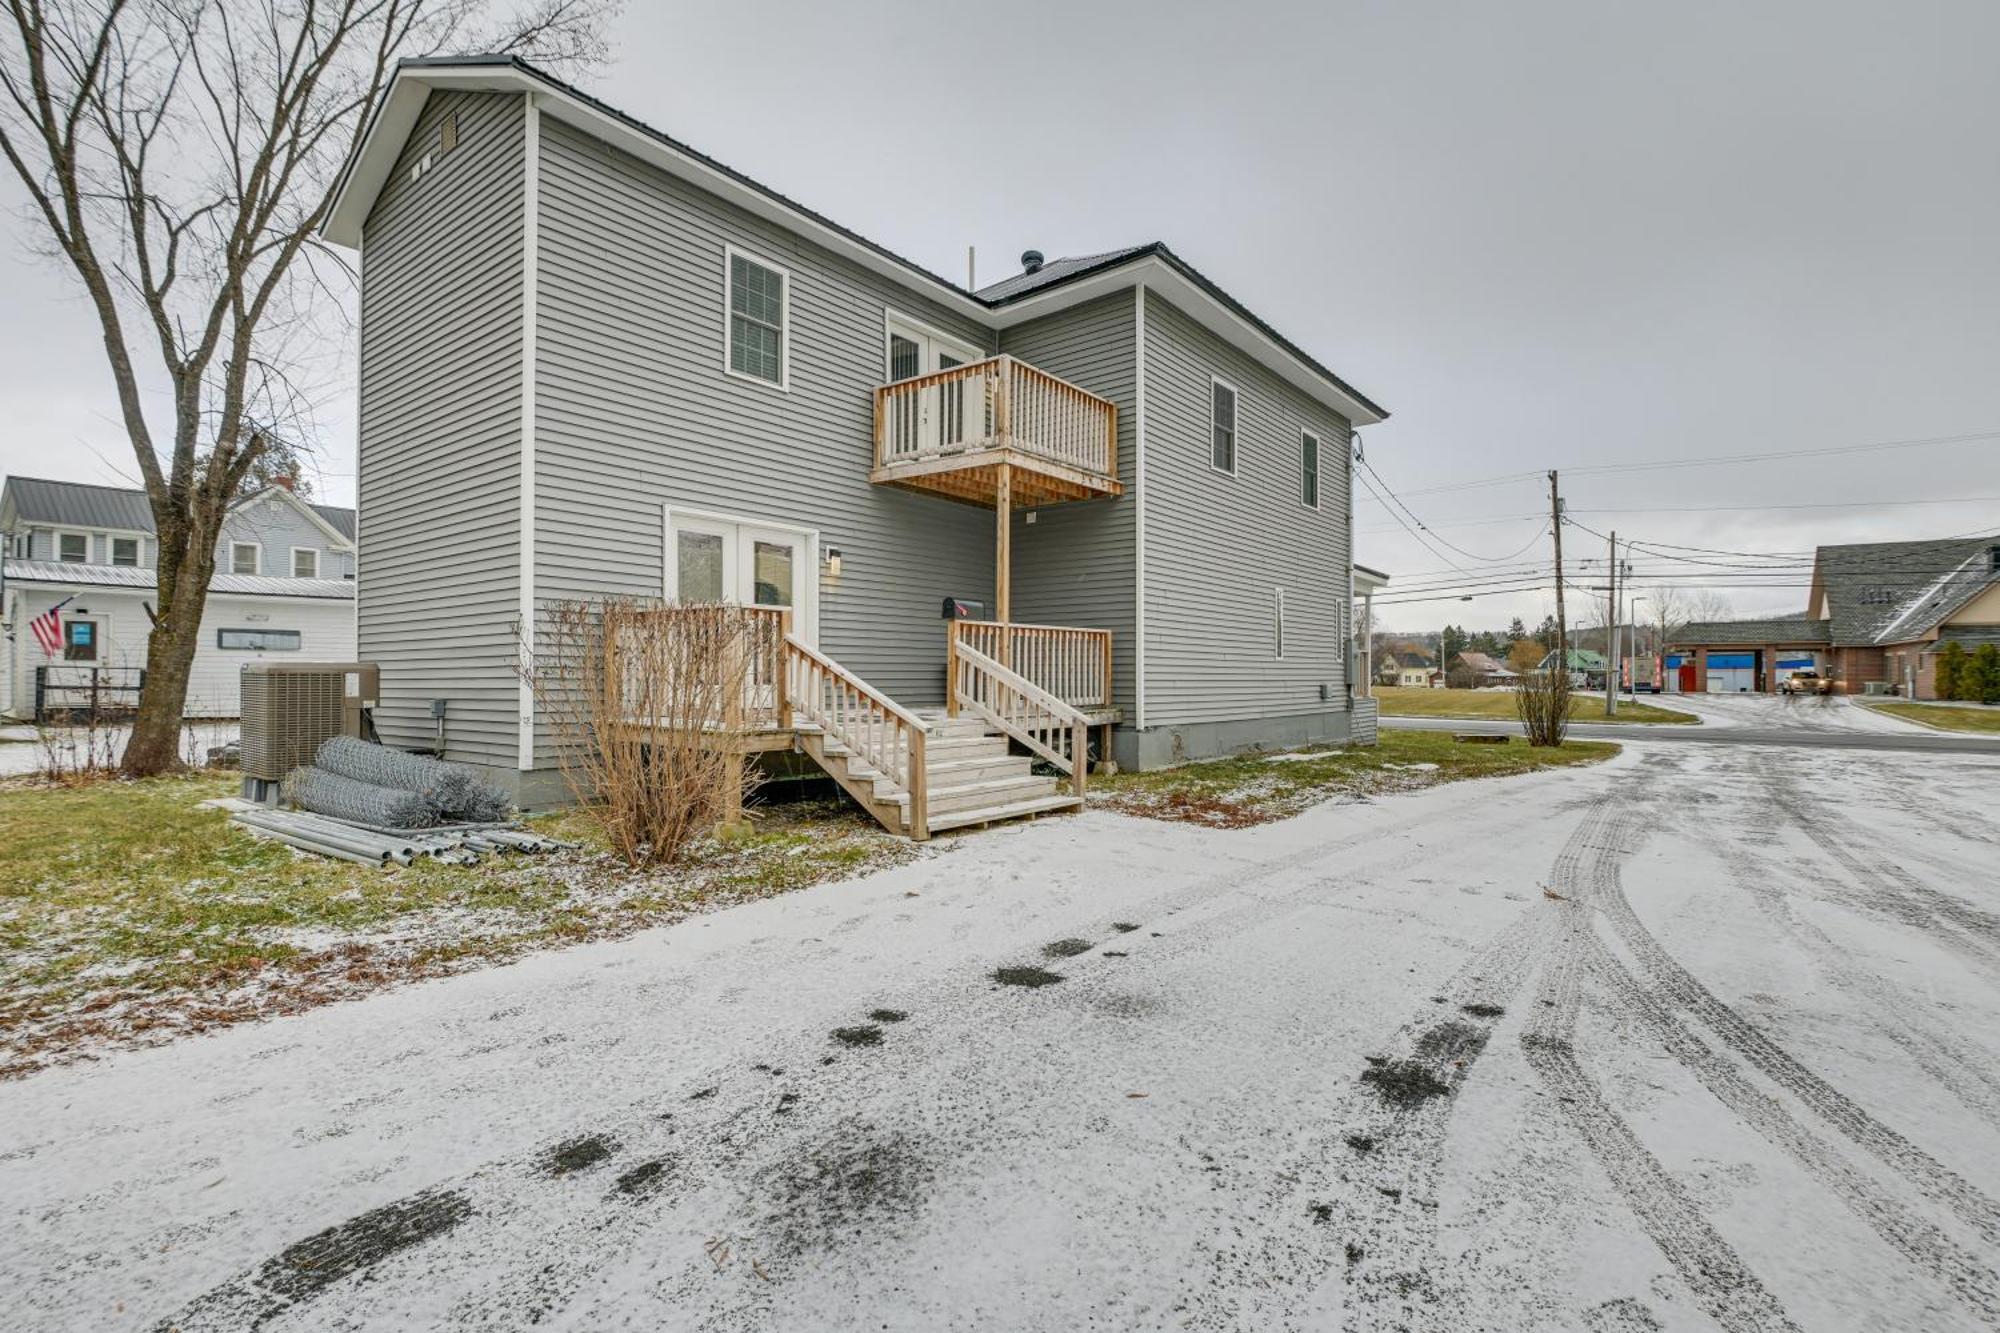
[1673,617,1833,645]
[2,477,354,541]
[3,559,355,599]
[1818,537,1998,646]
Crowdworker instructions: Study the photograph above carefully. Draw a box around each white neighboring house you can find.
[0,477,356,720]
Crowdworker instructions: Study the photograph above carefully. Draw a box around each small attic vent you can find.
[1020,249,1045,274]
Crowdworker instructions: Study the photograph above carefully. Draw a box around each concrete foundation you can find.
[1112,705,1358,771]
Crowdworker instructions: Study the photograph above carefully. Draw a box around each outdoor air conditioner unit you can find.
[240,662,380,793]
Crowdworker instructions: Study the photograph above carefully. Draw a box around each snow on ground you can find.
[0,721,239,776]
[1652,691,1924,733]
[4,740,2000,1331]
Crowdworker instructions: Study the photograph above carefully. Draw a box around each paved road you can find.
[6,742,2000,1330]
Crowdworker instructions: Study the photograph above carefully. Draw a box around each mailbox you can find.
[941,597,987,621]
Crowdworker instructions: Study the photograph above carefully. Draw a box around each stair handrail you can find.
[950,640,1091,798]
[782,634,929,837]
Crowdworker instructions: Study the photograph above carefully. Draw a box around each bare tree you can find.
[1,0,611,775]
[1681,588,1735,627]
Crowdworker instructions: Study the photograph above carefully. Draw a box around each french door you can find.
[668,514,809,628]
[886,317,984,459]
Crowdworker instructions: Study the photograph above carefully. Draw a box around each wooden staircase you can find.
[795,713,1082,838]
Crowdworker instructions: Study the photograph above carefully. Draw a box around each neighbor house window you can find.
[725,248,788,387]
[111,536,140,566]
[58,532,88,563]
[1301,430,1321,508]
[292,547,318,578]
[1274,588,1286,659]
[217,627,301,651]
[1211,379,1238,474]
[230,542,258,575]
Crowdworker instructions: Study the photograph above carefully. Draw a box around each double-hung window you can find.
[292,547,319,579]
[57,532,88,563]
[230,542,259,575]
[1301,430,1321,508]
[726,248,788,388]
[111,536,140,566]
[1211,379,1238,474]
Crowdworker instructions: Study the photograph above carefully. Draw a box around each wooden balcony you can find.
[871,355,1121,508]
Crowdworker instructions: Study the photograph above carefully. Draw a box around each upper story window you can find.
[111,536,140,566]
[1301,430,1321,509]
[230,542,259,575]
[292,547,319,579]
[1211,378,1238,474]
[725,247,789,389]
[58,532,88,563]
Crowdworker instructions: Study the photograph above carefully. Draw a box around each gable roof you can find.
[322,57,1388,428]
[1454,651,1512,674]
[1,476,355,545]
[1809,537,1997,645]
[1672,617,1833,646]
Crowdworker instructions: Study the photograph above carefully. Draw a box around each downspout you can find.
[516,91,541,771]
[1347,431,1359,709]
[1133,284,1148,732]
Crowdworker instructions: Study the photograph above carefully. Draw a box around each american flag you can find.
[29,596,72,656]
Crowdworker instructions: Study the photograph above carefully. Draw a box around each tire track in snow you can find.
[1522,805,1804,1333]
[1586,935,2000,1323]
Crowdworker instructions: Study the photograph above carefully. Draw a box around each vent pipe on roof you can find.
[1020,249,1044,274]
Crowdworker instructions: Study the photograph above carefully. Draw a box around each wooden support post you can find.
[775,609,793,730]
[994,463,1013,646]
[907,724,929,841]
[946,620,962,718]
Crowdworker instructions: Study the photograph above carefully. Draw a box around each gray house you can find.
[323,56,1389,825]
[0,477,357,718]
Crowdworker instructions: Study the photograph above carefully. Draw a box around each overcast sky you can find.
[3,0,1997,632]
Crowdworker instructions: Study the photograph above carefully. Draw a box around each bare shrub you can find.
[1515,665,1574,747]
[524,600,765,867]
[34,718,121,786]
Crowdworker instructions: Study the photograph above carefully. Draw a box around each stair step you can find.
[900,774,1060,816]
[921,793,1085,833]
[864,755,1030,802]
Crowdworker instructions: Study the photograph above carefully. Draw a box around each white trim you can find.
[319,68,1383,428]
[228,540,262,575]
[723,244,791,392]
[2,578,351,604]
[1208,375,1240,477]
[229,486,354,550]
[54,529,91,563]
[517,90,541,770]
[661,503,819,646]
[1274,587,1286,660]
[1133,285,1148,732]
[882,308,981,377]
[1300,427,1322,510]
[289,546,320,579]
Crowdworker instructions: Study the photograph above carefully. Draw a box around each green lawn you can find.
[1098,728,1619,828]
[1373,685,1698,725]
[0,774,915,1079]
[1862,701,2000,734]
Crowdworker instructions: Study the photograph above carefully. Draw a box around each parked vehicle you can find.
[1780,670,1831,696]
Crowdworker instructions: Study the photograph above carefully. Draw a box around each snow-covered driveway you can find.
[5,741,2000,1331]
[1648,691,1925,733]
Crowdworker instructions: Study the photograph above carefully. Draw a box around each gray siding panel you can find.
[357,90,524,766]
[997,291,1138,718]
[529,117,995,754]
[1140,293,1353,728]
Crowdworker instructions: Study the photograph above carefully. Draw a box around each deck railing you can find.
[613,604,791,732]
[948,620,1113,714]
[874,355,1117,481]
[949,641,1089,796]
[783,634,929,837]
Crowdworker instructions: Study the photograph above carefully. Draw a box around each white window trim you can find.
[882,309,984,379]
[1300,427,1322,510]
[229,540,261,576]
[723,244,792,392]
[290,546,320,579]
[1209,375,1240,477]
[55,529,91,563]
[1274,587,1286,660]
[109,535,142,566]
[660,503,820,646]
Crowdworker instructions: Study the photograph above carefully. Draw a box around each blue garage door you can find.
[1708,652,1755,692]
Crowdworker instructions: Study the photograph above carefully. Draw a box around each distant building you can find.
[1451,650,1517,688]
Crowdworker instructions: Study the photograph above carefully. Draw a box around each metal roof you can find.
[4,559,355,599]
[1673,617,1833,646]
[975,247,1156,303]
[1,476,354,542]
[1818,538,1998,646]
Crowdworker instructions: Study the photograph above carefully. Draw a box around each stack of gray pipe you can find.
[284,737,513,827]
[230,807,576,868]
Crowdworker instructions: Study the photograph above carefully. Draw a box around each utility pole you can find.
[1605,529,1618,717]
[1549,471,1567,665]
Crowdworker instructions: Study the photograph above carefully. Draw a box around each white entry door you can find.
[666,512,815,642]
[885,317,984,460]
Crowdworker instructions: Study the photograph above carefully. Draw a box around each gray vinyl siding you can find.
[357,90,525,766]
[528,115,994,762]
[1140,293,1353,726]
[997,291,1137,717]
[218,500,354,580]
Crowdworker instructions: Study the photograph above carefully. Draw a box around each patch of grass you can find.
[1373,686,1696,724]
[1862,701,2000,734]
[1097,729,1618,827]
[0,777,917,1079]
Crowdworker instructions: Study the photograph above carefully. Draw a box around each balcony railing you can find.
[873,355,1118,485]
[947,619,1114,716]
